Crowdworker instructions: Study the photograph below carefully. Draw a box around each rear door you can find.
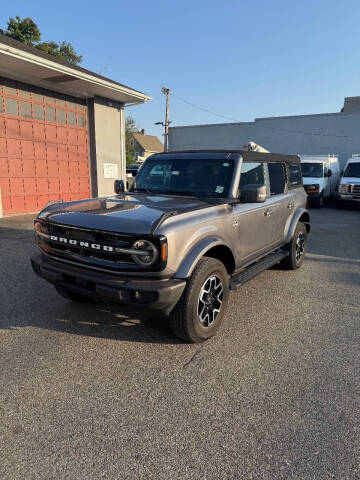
[264,162,295,244]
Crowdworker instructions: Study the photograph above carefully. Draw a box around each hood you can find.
[340,177,360,185]
[302,177,325,186]
[38,194,221,234]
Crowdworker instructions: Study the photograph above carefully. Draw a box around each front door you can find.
[231,161,275,265]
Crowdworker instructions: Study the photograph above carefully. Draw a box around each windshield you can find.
[301,162,324,178]
[130,157,235,197]
[343,163,360,178]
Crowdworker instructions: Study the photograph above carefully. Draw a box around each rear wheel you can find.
[170,257,229,343]
[55,285,91,303]
[281,222,307,270]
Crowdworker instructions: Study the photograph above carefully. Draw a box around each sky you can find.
[2,0,360,140]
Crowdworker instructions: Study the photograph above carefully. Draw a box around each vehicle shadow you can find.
[0,223,181,345]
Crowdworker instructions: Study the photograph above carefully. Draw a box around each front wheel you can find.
[170,257,229,343]
[281,222,307,270]
[313,193,324,208]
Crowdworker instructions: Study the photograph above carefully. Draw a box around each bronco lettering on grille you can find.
[49,235,114,252]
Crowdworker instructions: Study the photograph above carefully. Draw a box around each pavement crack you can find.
[183,349,202,369]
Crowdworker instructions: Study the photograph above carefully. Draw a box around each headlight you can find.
[307,184,319,190]
[339,184,349,193]
[131,239,158,267]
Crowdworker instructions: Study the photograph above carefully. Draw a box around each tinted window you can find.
[239,162,264,187]
[289,164,302,186]
[268,163,286,195]
[343,163,360,178]
[132,157,235,197]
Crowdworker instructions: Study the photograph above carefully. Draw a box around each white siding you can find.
[169,111,360,168]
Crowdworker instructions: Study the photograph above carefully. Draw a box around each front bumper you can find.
[31,253,186,316]
[305,191,321,199]
[338,194,360,203]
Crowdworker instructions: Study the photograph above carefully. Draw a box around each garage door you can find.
[0,77,91,215]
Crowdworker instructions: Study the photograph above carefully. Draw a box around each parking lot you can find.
[0,206,359,479]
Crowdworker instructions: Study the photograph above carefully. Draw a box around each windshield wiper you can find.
[166,190,197,197]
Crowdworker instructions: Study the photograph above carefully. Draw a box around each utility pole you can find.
[162,87,170,151]
[155,87,171,152]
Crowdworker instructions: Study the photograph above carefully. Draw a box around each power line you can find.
[170,92,357,139]
[170,93,240,122]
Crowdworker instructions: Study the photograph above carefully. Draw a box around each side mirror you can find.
[327,168,332,177]
[114,179,125,194]
[240,184,266,203]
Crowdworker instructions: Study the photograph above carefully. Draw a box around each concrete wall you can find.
[89,96,125,197]
[169,111,360,168]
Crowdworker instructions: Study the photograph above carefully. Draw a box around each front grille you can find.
[341,184,360,195]
[36,221,138,270]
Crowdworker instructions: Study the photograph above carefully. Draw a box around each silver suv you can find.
[31,150,310,343]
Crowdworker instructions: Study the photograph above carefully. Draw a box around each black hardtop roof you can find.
[152,150,300,164]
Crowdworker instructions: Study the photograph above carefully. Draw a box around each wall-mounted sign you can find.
[103,163,118,179]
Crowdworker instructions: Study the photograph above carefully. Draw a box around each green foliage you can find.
[126,115,139,166]
[0,16,40,46]
[36,41,82,65]
[1,16,82,65]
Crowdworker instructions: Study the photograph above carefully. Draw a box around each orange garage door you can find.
[0,77,91,215]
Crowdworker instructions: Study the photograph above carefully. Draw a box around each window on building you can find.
[46,107,56,122]
[267,162,286,195]
[68,111,76,126]
[6,98,18,116]
[57,109,66,124]
[34,104,44,120]
[78,113,86,127]
[20,101,32,118]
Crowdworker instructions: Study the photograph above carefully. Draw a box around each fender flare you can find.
[285,208,310,243]
[173,236,234,279]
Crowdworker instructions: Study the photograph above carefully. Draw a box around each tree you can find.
[0,16,40,46]
[1,16,82,65]
[126,115,139,165]
[36,41,82,65]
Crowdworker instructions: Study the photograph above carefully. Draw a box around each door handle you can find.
[264,208,273,216]
[287,202,295,209]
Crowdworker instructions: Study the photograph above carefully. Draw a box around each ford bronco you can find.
[31,150,310,343]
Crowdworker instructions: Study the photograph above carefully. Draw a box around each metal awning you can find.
[0,35,151,105]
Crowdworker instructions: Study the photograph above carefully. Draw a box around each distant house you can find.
[132,129,163,162]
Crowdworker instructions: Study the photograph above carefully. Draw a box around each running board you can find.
[230,249,289,290]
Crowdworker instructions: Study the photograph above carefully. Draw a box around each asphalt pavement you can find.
[0,205,359,479]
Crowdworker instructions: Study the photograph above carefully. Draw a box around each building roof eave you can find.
[0,35,151,105]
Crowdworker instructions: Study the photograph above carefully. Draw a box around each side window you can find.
[267,162,287,195]
[239,162,264,188]
[288,164,302,187]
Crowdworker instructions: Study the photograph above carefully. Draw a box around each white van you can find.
[300,155,341,207]
[337,155,360,207]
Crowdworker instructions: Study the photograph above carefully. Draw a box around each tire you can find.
[313,193,324,208]
[55,285,91,303]
[170,257,229,343]
[281,222,307,270]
